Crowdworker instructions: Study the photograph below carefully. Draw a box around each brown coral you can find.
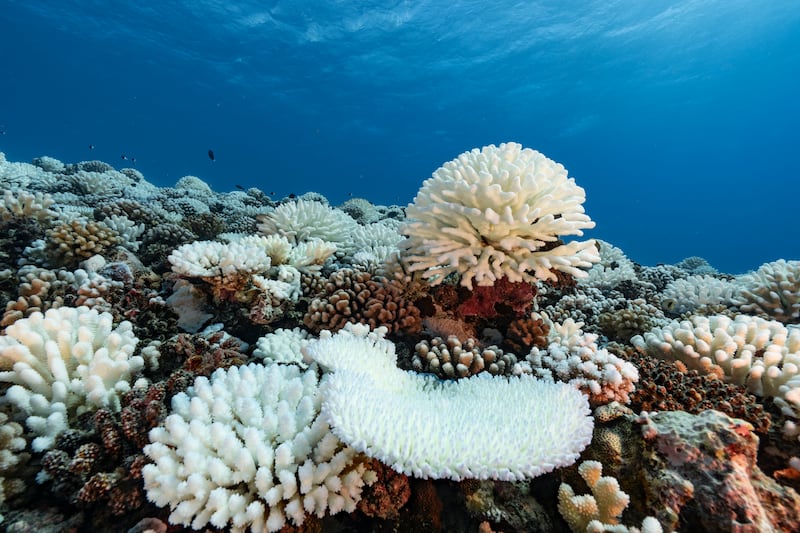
[622,346,771,434]
[503,316,550,354]
[304,268,421,334]
[356,458,411,520]
[412,336,517,379]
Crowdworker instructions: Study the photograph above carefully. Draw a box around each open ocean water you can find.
[2,1,799,273]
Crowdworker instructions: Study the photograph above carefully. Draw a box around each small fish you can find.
[88,144,95,150]
[235,184,245,190]
[288,193,296,199]
[130,157,137,165]
[121,154,128,160]
[269,191,275,196]
[208,149,215,162]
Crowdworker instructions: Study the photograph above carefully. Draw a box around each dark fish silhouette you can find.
[88,144,95,150]
[235,184,245,190]
[208,149,215,162]
[121,154,128,160]
[130,157,137,165]
[288,193,296,199]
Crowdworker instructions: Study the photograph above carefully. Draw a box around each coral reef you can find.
[0,149,798,532]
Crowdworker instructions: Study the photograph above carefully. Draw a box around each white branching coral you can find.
[1,189,57,222]
[142,363,375,533]
[253,328,312,367]
[661,275,740,315]
[0,306,143,451]
[524,317,639,406]
[734,259,800,323]
[256,199,358,254]
[304,323,594,481]
[169,240,273,285]
[400,142,599,289]
[579,240,637,289]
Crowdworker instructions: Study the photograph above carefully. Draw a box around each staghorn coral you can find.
[400,142,599,289]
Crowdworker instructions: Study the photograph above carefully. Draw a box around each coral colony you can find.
[0,142,799,531]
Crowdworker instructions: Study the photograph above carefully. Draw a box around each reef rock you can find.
[637,409,800,532]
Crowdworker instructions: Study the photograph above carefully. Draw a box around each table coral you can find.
[306,323,594,481]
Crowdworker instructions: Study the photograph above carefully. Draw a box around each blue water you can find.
[1,1,798,274]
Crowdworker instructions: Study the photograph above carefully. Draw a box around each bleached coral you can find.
[253,328,312,367]
[142,363,375,533]
[558,460,662,533]
[71,169,134,195]
[400,142,599,289]
[0,153,58,190]
[734,259,800,323]
[168,239,272,296]
[631,314,800,429]
[0,306,143,451]
[1,189,57,222]
[174,175,213,195]
[0,411,27,514]
[304,323,594,481]
[579,240,637,289]
[256,199,357,254]
[101,214,145,252]
[661,275,740,315]
[524,317,639,406]
[166,279,213,333]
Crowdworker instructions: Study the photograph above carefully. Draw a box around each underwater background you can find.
[1,0,799,273]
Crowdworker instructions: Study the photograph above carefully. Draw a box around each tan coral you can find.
[45,218,122,268]
[412,336,518,378]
